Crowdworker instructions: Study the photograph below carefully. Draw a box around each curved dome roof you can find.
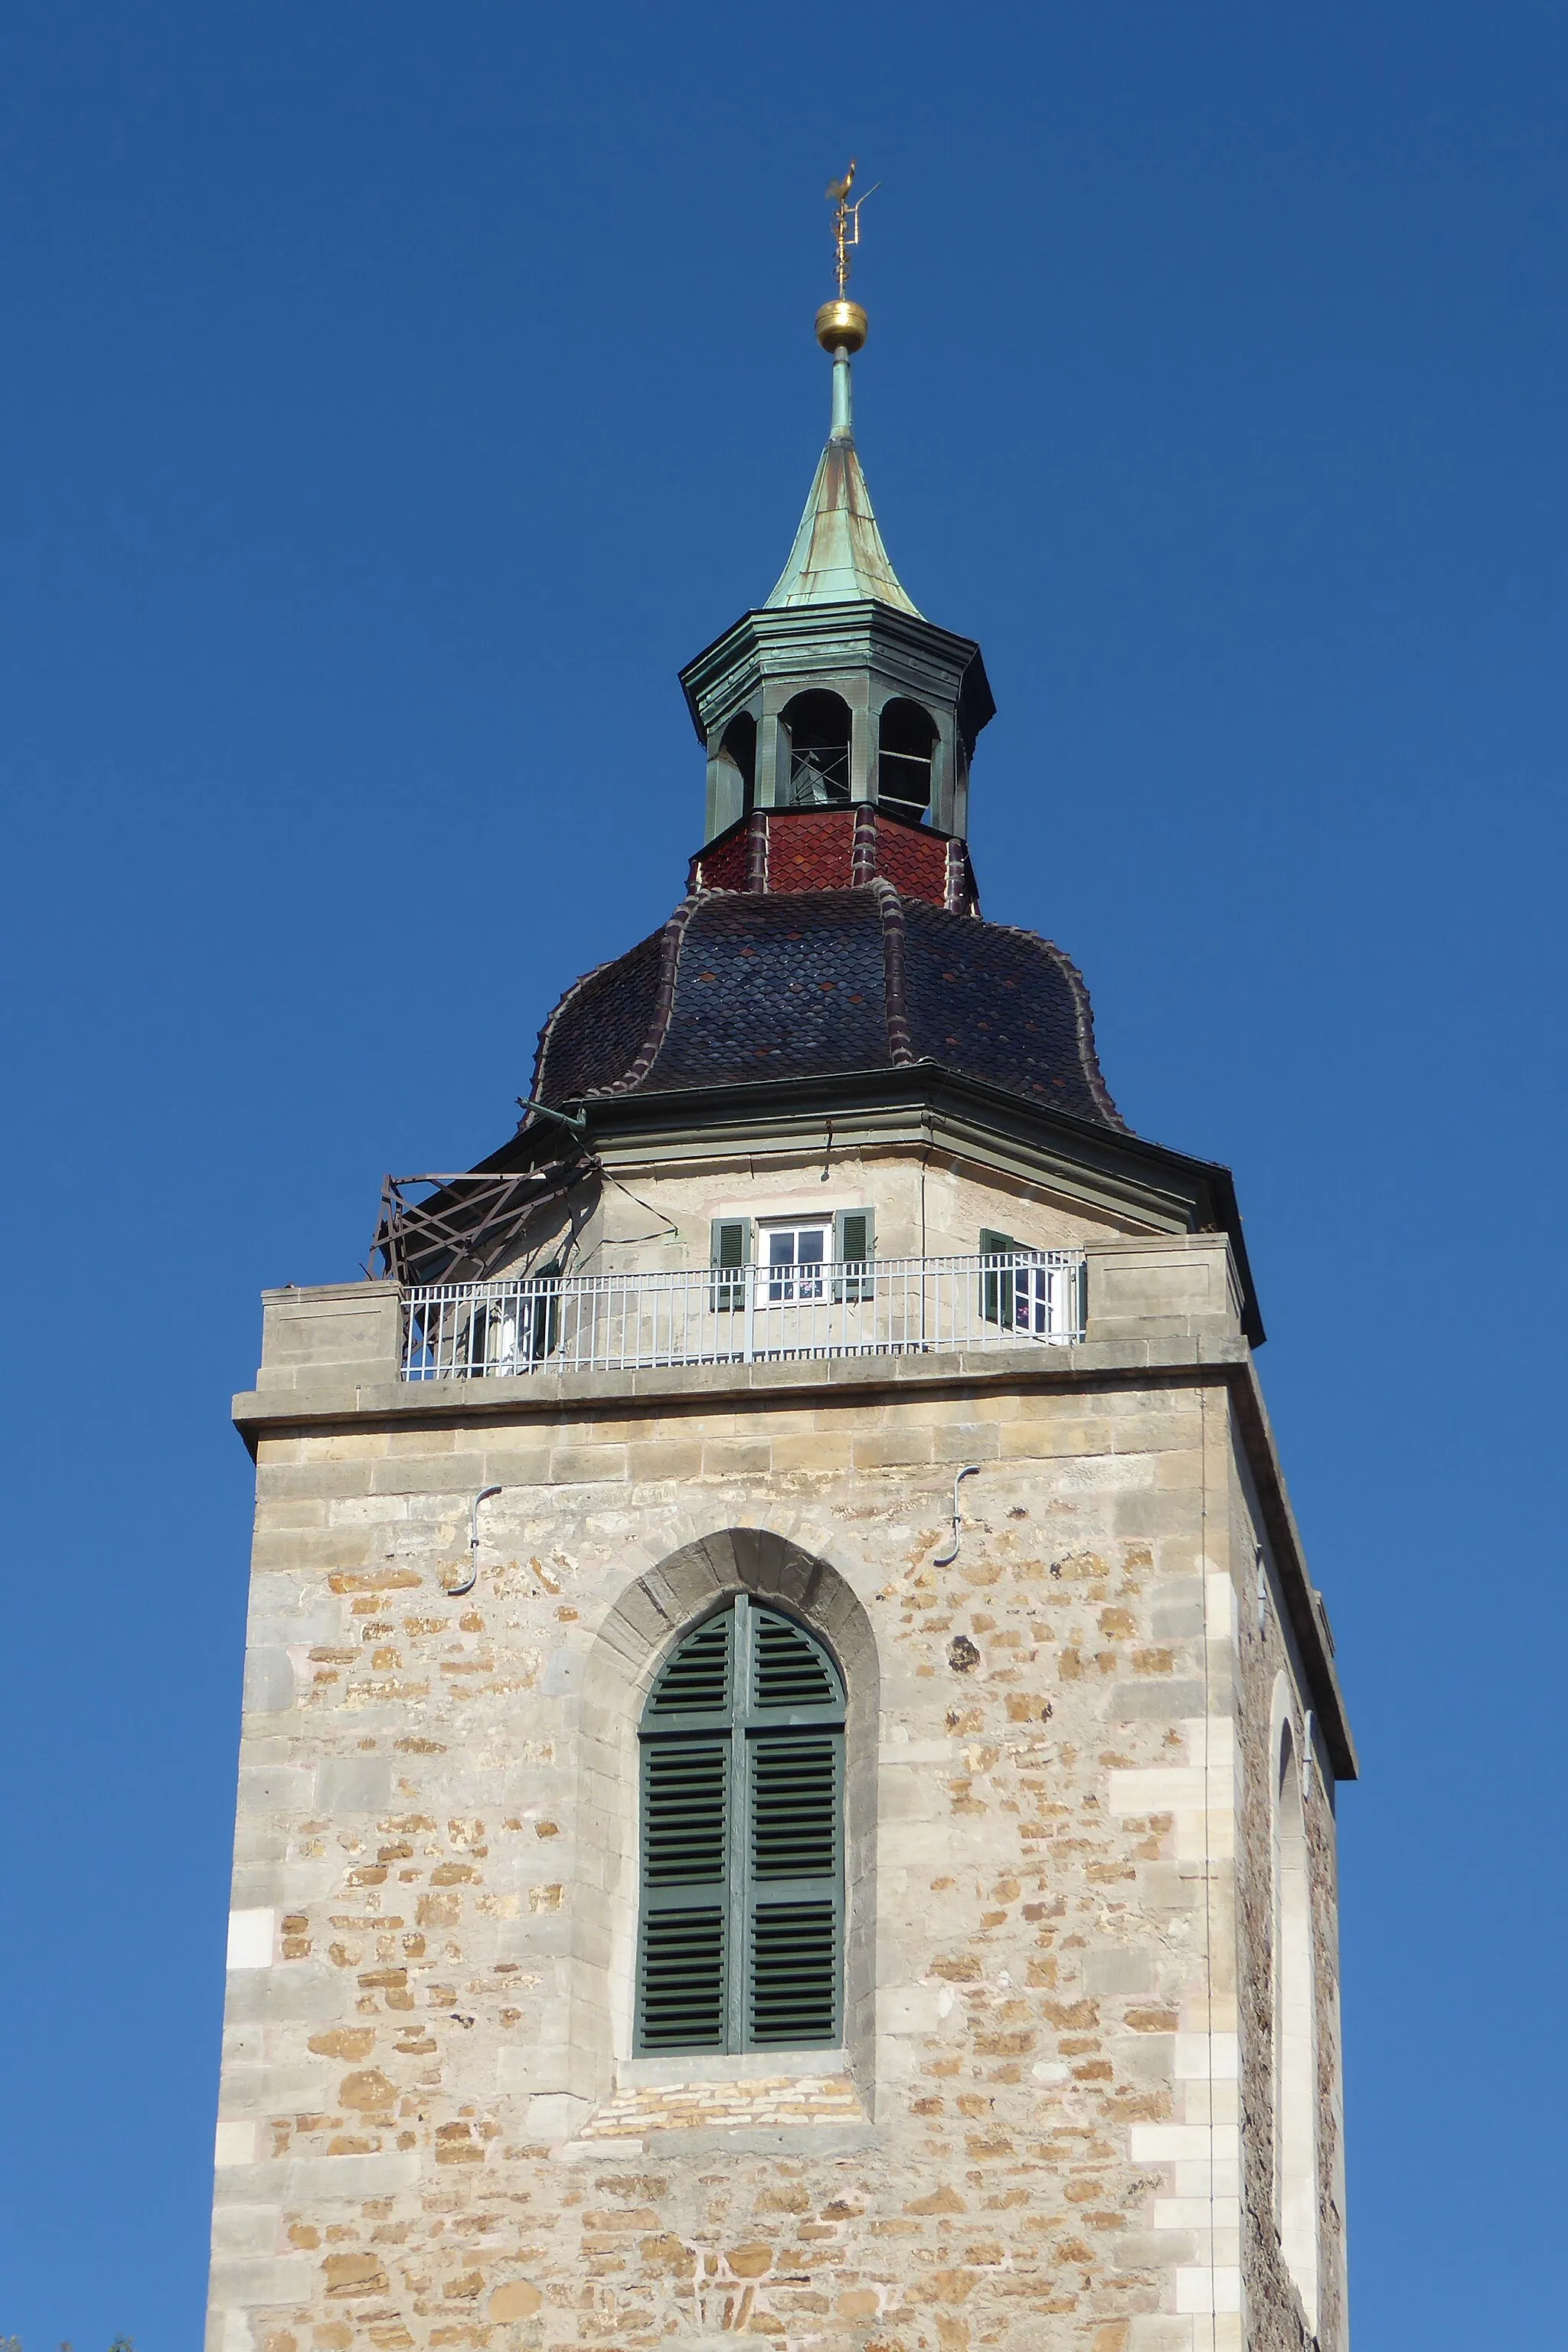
[532,885,1126,1131]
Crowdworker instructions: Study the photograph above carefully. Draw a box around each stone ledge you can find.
[233,1332,1251,1436]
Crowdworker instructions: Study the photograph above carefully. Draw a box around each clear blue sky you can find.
[1,5,1563,2344]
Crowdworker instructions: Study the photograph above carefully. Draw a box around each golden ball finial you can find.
[816,299,868,354]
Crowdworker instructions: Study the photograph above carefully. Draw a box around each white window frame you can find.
[758,1217,832,1303]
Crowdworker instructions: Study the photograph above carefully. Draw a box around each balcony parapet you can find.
[244,1235,1244,1411]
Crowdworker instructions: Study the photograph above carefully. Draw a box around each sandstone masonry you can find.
[207,1223,1352,2352]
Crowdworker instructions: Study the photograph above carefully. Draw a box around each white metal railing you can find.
[400,1251,1085,1382]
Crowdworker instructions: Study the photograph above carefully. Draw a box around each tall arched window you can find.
[635,1594,844,2053]
[781,691,852,806]
[1273,1720,1319,2328]
[877,697,938,822]
[717,714,756,818]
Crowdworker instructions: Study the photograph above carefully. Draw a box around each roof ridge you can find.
[870,879,915,1065]
[975,913,1129,1134]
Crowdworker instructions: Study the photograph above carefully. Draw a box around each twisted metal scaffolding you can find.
[369,1148,593,1288]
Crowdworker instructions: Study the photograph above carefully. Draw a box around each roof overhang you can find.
[679,602,995,756]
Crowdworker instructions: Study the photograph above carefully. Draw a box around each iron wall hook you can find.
[932,1465,981,1567]
[447,1485,502,1597]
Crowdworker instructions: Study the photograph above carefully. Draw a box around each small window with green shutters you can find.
[710,1217,750,1313]
[635,1594,845,2053]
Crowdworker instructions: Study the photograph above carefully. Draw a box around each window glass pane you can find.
[764,1223,828,1301]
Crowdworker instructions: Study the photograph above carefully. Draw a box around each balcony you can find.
[400,1251,1086,1383]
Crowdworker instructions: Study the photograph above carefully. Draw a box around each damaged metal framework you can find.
[370,1149,592,1287]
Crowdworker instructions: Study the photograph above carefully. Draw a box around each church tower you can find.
[208,180,1354,2352]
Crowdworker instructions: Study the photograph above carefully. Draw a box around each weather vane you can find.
[825,160,880,299]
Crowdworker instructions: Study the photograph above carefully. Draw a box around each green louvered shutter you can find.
[636,1608,733,2049]
[752,1609,841,1711]
[636,1738,729,2047]
[635,1597,844,2053]
[745,1606,843,2046]
[710,1217,749,1313]
[833,1207,874,1303]
[646,1609,732,1715]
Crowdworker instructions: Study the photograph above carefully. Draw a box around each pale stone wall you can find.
[489,1147,1156,1285]
[210,1240,1346,2352]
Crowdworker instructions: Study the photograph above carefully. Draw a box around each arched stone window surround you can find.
[577,1527,880,2109]
[1269,1675,1319,2330]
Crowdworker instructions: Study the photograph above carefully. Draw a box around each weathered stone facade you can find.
[207,1214,1352,2352]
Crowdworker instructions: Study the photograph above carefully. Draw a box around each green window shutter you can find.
[752,1609,843,1713]
[746,1726,842,2044]
[750,1900,839,2046]
[638,1905,727,2050]
[980,1228,1017,1327]
[522,1250,565,1364]
[636,1736,729,2049]
[750,1733,841,1880]
[835,1207,873,1263]
[647,1608,731,1716]
[710,1217,749,1312]
[745,1606,843,2046]
[642,1738,729,1883]
[636,1597,845,2054]
[833,1207,874,1303]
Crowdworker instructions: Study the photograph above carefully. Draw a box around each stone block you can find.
[286,2151,420,2200]
[209,2204,281,2256]
[207,2256,315,2306]
[226,1908,274,1970]
[241,1649,296,1717]
[1107,1681,1208,1722]
[315,1756,394,1813]
[931,1423,1001,1464]
[701,1438,773,1476]
[851,1430,936,1469]
[628,1439,706,1482]
[771,1432,854,1472]
[480,1448,554,1487]
[1114,2232,1198,2269]
[222,1962,345,2024]
[369,1452,489,1496]
[220,2060,331,2111]
[237,1766,313,1816]
[550,1445,630,1483]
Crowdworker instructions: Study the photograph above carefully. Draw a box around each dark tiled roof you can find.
[900,900,1121,1127]
[532,887,1125,1131]
[645,891,890,1089]
[530,926,665,1106]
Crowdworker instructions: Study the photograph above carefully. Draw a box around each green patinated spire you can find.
[764,347,922,616]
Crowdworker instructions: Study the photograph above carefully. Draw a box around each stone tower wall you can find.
[208,1248,1346,2352]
